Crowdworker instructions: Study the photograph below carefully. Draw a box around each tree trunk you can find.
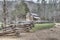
[2,0,7,31]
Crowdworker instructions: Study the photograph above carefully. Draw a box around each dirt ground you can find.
[0,23,60,40]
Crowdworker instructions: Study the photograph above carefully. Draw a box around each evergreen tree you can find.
[12,0,29,19]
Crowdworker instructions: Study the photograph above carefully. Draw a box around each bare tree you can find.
[2,0,7,28]
[48,0,53,21]
[53,0,57,23]
[37,0,40,17]
[41,0,46,20]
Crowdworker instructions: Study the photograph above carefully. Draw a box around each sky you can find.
[0,0,16,1]
[0,0,49,2]
[27,0,60,3]
[0,0,59,3]
[26,0,49,3]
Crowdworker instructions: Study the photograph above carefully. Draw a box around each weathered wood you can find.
[0,22,34,36]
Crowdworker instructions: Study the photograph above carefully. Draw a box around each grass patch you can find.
[31,23,55,32]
